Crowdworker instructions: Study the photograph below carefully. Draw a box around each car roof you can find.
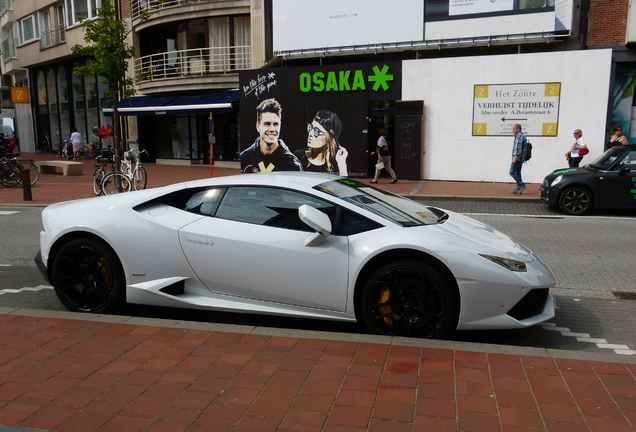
[184,172,340,189]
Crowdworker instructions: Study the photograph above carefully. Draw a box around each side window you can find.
[183,188,224,215]
[624,151,636,170]
[215,186,336,232]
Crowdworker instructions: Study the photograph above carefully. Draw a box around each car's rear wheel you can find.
[359,260,457,339]
[558,186,593,215]
[52,238,125,313]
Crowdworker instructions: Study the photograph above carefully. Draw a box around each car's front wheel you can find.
[359,260,458,339]
[52,238,125,313]
[558,186,593,215]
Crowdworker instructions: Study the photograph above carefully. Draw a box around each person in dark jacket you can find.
[240,98,302,173]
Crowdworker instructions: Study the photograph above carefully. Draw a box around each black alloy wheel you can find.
[52,239,125,313]
[360,260,457,339]
[558,186,593,215]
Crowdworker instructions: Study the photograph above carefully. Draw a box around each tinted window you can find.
[619,150,636,171]
[216,186,336,232]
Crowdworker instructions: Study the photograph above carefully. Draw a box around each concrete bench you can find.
[36,160,84,176]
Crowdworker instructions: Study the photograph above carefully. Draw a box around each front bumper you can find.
[34,251,50,284]
[539,182,559,206]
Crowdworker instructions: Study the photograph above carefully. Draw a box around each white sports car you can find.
[35,172,556,339]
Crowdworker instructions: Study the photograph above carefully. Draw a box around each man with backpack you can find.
[510,123,528,194]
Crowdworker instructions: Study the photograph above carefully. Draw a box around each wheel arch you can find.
[47,231,124,283]
[352,248,460,322]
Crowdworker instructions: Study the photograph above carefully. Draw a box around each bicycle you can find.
[121,149,148,191]
[99,149,148,195]
[92,154,115,195]
[0,153,40,187]
[101,170,133,194]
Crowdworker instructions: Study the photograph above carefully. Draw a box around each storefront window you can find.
[72,62,86,145]
[85,62,98,146]
[57,65,70,143]
[47,69,61,145]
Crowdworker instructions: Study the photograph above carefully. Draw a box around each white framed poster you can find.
[472,82,561,136]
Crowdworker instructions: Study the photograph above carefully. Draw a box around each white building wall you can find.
[402,49,613,184]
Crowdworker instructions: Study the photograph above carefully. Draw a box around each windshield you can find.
[314,178,447,226]
[588,147,630,170]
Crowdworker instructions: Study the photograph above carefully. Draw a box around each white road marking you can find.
[0,285,53,295]
[542,322,636,355]
[0,211,19,215]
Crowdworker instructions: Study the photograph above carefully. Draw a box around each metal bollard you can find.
[21,169,32,201]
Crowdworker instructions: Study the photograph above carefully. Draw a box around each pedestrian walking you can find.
[370,128,397,184]
[510,123,527,194]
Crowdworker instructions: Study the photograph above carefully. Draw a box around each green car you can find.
[539,144,636,215]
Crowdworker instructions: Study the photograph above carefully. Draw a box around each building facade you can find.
[3,0,636,182]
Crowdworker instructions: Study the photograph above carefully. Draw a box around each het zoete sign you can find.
[472,83,561,136]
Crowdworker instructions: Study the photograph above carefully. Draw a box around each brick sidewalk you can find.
[1,153,541,206]
[0,312,634,432]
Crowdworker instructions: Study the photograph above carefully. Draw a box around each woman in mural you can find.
[605,125,628,151]
[295,110,348,176]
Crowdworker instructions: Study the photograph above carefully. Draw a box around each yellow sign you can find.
[11,87,29,103]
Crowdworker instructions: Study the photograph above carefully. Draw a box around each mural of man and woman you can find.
[240,98,348,176]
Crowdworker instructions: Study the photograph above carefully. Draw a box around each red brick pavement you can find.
[0,314,634,432]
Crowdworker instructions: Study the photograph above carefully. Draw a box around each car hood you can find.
[419,210,535,261]
[547,165,596,178]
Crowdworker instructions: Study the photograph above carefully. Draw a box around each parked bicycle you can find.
[0,153,40,187]
[92,152,116,195]
[121,149,148,191]
[99,149,148,195]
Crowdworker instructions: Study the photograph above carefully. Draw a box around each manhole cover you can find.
[613,292,636,300]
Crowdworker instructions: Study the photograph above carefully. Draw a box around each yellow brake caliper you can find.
[378,286,395,328]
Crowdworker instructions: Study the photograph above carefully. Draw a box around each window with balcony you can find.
[0,0,13,16]
[135,14,251,82]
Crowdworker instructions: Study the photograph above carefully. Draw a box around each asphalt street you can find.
[1,200,635,357]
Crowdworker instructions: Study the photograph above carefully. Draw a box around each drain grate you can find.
[613,292,636,300]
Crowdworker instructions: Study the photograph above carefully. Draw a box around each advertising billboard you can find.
[274,0,571,55]
[239,62,402,178]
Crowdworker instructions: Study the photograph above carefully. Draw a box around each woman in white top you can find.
[70,128,83,160]
[568,129,588,168]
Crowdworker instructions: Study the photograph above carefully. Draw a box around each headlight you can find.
[479,254,527,272]
[550,174,563,187]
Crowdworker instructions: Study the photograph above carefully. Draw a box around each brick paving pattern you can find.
[0,314,635,432]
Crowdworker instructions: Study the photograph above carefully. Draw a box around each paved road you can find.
[1,201,635,356]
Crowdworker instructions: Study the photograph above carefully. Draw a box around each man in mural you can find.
[240,98,303,173]
[510,123,528,194]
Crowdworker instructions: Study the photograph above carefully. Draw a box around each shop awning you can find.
[104,89,239,116]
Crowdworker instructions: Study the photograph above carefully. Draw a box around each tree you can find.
[71,0,135,170]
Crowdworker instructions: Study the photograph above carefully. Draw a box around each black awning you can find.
[105,90,239,116]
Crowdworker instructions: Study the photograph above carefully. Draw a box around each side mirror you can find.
[298,204,332,247]
[619,166,630,175]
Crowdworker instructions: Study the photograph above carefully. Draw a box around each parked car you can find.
[35,172,556,339]
[540,144,636,215]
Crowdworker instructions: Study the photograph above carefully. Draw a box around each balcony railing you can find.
[1,37,16,62]
[134,45,251,82]
[0,0,13,16]
[132,0,207,20]
[40,25,66,50]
